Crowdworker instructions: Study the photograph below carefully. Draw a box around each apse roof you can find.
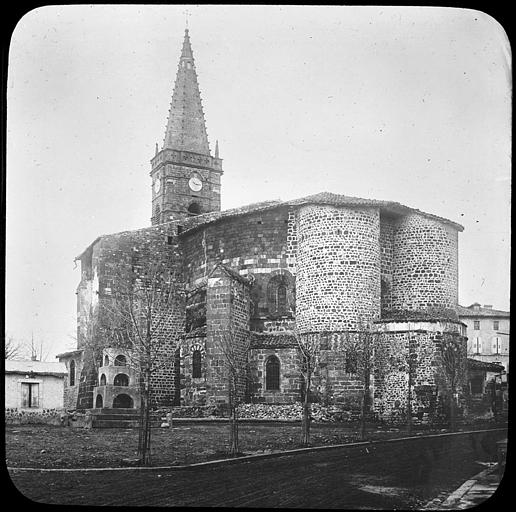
[179,191,464,234]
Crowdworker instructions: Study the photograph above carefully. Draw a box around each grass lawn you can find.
[5,422,395,469]
[5,421,500,469]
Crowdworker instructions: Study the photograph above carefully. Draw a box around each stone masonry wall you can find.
[248,347,301,404]
[391,213,458,312]
[373,321,468,425]
[379,214,395,315]
[205,267,251,404]
[296,205,381,331]
[75,223,185,408]
[181,207,295,333]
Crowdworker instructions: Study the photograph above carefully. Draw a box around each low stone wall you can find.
[5,408,67,426]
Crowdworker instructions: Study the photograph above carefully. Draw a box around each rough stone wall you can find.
[391,213,458,312]
[74,223,185,408]
[181,207,295,333]
[60,355,84,409]
[373,321,468,425]
[205,267,251,404]
[248,347,301,404]
[296,205,381,332]
[379,214,395,315]
[181,336,207,405]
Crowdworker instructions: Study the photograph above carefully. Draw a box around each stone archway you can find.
[95,394,103,408]
[112,393,134,408]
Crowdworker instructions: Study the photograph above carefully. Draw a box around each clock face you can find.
[189,176,203,192]
[153,177,161,193]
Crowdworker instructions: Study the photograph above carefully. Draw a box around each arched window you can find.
[69,360,76,386]
[114,354,126,366]
[114,374,129,386]
[95,394,103,408]
[187,202,201,216]
[104,355,109,366]
[265,355,280,391]
[267,274,290,315]
[192,350,202,379]
[100,374,107,386]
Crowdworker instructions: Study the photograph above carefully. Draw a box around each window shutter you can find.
[476,337,482,354]
[491,337,498,354]
[21,383,29,408]
[31,383,40,408]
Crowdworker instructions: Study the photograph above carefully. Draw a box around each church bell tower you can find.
[150,29,223,225]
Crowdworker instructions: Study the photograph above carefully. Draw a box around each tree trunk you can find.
[407,367,413,434]
[449,386,456,431]
[138,369,152,465]
[228,374,239,456]
[300,373,311,446]
[360,376,370,441]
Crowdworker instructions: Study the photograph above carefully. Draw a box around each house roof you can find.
[5,360,68,376]
[467,358,505,372]
[250,332,297,349]
[179,191,464,235]
[55,349,84,359]
[457,304,510,318]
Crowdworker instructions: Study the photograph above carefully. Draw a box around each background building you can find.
[5,360,67,424]
[458,303,510,374]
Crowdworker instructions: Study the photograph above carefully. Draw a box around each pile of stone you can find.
[237,403,303,420]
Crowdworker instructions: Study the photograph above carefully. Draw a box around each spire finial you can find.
[183,9,191,29]
[215,140,219,159]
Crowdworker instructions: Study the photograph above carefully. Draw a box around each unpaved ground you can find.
[5,421,499,469]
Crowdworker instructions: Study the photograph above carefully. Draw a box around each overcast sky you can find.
[6,5,511,359]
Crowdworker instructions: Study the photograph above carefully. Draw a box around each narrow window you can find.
[265,355,280,391]
[21,383,40,408]
[492,337,502,355]
[192,350,202,378]
[100,374,107,386]
[493,320,499,331]
[474,320,480,330]
[104,355,109,366]
[474,337,482,354]
[69,359,76,386]
[276,284,287,313]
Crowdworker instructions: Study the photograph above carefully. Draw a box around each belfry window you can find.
[192,350,202,378]
[187,202,201,216]
[265,355,280,391]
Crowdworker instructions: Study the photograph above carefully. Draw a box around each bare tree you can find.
[25,334,50,361]
[104,260,184,465]
[440,331,466,431]
[216,329,250,456]
[4,335,22,360]
[345,324,379,441]
[294,329,320,446]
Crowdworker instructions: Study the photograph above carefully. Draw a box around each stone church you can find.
[58,29,468,424]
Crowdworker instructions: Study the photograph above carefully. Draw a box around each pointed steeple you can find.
[162,29,211,156]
